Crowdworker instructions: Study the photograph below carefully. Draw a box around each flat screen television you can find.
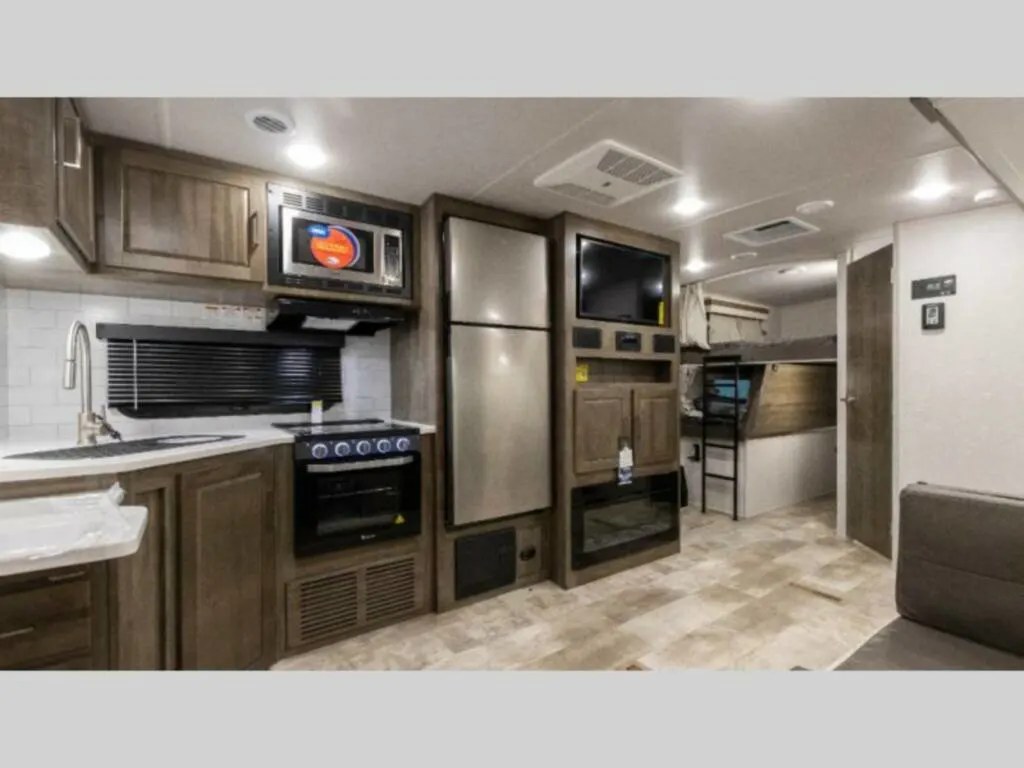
[577,235,668,326]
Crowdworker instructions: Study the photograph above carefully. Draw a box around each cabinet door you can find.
[632,385,679,469]
[574,386,631,475]
[102,146,263,282]
[111,469,177,670]
[179,452,276,670]
[55,98,96,263]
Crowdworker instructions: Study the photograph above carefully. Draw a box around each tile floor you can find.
[274,496,897,671]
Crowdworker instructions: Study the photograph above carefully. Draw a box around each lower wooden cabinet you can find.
[113,448,277,670]
[179,453,276,670]
[0,565,108,670]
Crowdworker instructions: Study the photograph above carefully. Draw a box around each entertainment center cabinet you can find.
[551,214,682,588]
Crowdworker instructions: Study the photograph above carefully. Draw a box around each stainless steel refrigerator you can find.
[445,217,551,526]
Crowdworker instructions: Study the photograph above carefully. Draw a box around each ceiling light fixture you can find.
[285,143,327,169]
[0,230,51,262]
[974,188,1001,203]
[684,259,708,273]
[795,200,835,216]
[911,181,953,201]
[730,251,758,261]
[674,197,706,217]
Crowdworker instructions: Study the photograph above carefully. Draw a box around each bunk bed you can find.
[679,335,838,521]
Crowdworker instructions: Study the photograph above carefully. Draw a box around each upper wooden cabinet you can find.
[632,384,678,469]
[99,145,265,283]
[0,98,96,266]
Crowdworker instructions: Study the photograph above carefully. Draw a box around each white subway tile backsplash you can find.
[4,288,393,443]
[29,291,81,311]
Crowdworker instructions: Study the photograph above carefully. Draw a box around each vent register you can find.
[535,140,683,207]
[99,325,344,419]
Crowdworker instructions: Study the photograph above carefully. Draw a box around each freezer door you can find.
[446,217,549,329]
[449,325,551,525]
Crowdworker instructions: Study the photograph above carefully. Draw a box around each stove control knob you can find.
[376,439,392,454]
[395,437,411,452]
[310,443,329,460]
[334,441,351,458]
[355,440,372,456]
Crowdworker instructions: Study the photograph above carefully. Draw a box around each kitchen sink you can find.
[4,435,241,461]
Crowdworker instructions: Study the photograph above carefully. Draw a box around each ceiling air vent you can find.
[535,140,683,207]
[724,217,820,247]
[245,109,295,136]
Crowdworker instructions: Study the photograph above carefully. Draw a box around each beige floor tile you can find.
[275,494,898,672]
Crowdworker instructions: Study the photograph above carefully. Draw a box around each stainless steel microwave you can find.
[266,184,413,300]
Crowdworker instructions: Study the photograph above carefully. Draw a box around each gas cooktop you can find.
[273,419,419,461]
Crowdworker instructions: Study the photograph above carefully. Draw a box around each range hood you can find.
[265,297,407,336]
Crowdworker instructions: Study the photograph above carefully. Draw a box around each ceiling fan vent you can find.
[724,217,820,247]
[535,140,682,207]
[245,109,295,135]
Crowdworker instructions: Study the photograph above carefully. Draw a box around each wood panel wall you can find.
[746,363,837,438]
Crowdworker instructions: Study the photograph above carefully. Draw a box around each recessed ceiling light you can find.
[285,143,327,169]
[795,200,835,216]
[674,197,706,217]
[911,181,954,201]
[974,188,1002,203]
[730,251,758,260]
[684,259,708,273]
[0,230,51,262]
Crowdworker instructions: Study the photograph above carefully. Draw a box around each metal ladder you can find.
[700,355,741,521]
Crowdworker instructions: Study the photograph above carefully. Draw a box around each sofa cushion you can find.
[897,483,1024,657]
[836,618,1024,671]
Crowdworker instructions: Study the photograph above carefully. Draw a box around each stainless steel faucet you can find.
[62,320,121,445]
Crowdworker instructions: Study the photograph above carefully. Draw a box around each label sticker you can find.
[395,514,405,525]
[658,300,665,326]
[575,363,590,383]
[617,441,634,486]
[308,224,361,270]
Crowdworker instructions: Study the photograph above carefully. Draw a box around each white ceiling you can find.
[705,259,838,306]
[81,97,1004,284]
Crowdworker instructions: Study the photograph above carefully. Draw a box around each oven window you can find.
[294,458,422,557]
[292,217,375,274]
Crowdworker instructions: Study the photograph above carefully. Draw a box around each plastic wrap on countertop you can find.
[0,483,135,563]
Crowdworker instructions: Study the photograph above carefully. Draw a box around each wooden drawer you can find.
[0,566,93,670]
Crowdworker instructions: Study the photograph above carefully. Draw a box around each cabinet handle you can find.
[248,211,259,252]
[0,626,35,641]
[47,570,86,583]
[63,114,83,170]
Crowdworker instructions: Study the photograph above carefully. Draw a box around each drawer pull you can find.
[0,626,35,641]
[47,571,86,584]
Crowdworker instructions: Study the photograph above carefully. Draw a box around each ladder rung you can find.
[706,472,736,481]
[705,442,736,450]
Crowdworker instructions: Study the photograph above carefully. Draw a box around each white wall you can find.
[769,296,837,341]
[895,203,1024,501]
[3,289,391,444]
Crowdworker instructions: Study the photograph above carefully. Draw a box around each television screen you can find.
[577,236,667,326]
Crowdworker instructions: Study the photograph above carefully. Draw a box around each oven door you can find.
[294,455,422,557]
[281,207,404,289]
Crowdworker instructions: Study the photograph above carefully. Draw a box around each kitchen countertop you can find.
[0,429,294,484]
[0,420,437,484]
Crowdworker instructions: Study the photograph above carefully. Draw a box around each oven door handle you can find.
[305,456,415,473]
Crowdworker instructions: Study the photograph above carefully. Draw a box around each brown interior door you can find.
[573,386,631,475]
[846,244,893,558]
[632,384,678,469]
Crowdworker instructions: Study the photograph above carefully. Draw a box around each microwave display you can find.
[291,218,375,274]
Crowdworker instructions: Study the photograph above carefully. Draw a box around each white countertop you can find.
[0,421,436,484]
[0,429,294,484]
